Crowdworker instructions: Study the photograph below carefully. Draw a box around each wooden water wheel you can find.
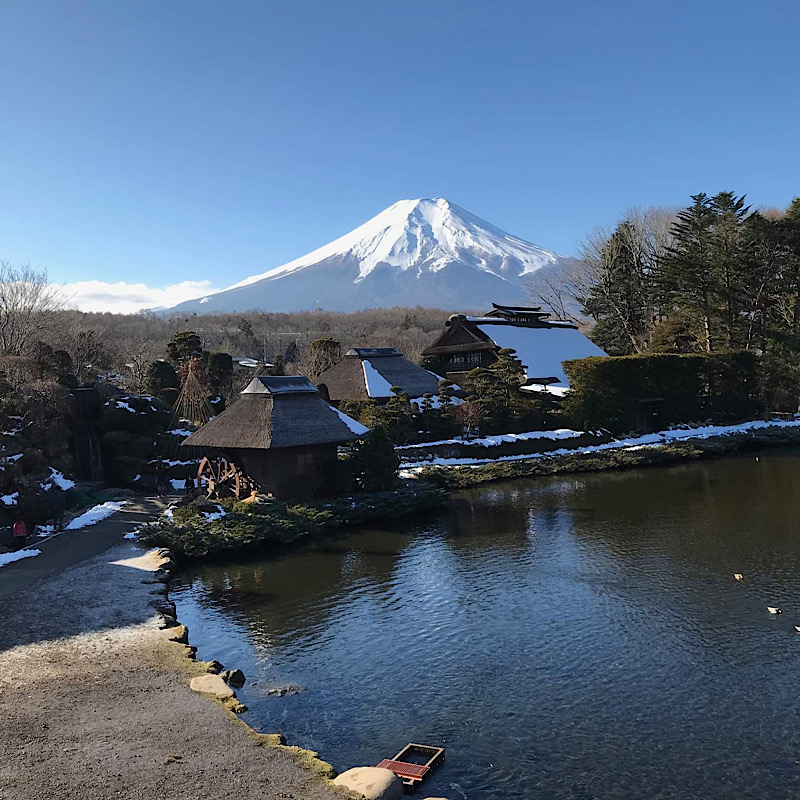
[197,456,253,499]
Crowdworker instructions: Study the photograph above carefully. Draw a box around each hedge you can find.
[562,351,761,434]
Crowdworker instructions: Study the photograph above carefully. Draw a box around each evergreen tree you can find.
[655,192,751,351]
[348,426,399,492]
[582,220,656,354]
[270,354,286,376]
[167,330,203,367]
[146,360,180,405]
[206,352,233,398]
[384,386,415,443]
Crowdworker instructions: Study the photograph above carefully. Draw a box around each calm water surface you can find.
[172,450,800,799]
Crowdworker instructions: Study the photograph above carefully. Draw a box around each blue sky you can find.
[0,0,798,311]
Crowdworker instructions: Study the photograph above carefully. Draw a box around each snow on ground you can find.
[474,322,607,387]
[170,479,186,491]
[169,428,194,436]
[399,419,800,476]
[65,501,128,530]
[37,525,55,537]
[202,505,226,522]
[397,427,590,450]
[48,468,76,491]
[151,458,195,467]
[362,359,395,398]
[332,406,370,435]
[1,492,19,505]
[0,548,41,567]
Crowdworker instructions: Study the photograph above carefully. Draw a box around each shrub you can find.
[348,426,399,491]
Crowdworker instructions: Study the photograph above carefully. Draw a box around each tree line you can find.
[530,193,800,408]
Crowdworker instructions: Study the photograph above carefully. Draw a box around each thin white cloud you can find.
[57,279,218,314]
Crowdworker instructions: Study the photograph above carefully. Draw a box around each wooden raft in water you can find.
[377,743,445,788]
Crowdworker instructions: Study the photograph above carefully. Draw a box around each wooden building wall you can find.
[234,443,339,500]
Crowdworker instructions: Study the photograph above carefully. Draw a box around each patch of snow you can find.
[163,507,174,520]
[170,479,186,491]
[331,406,370,436]
[108,400,136,413]
[150,458,196,467]
[398,419,800,475]
[37,525,55,536]
[168,428,194,437]
[1,492,19,505]
[65,501,128,530]
[475,323,607,387]
[48,468,75,491]
[123,530,139,540]
[133,474,141,482]
[0,548,41,567]
[3,453,23,463]
[203,504,226,522]
[362,359,395,398]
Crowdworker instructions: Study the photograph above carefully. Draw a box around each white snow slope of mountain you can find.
[167,198,567,314]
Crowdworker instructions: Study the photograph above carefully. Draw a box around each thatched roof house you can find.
[183,376,368,499]
[422,303,607,393]
[315,347,448,405]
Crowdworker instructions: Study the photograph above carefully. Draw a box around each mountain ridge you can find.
[167,198,568,314]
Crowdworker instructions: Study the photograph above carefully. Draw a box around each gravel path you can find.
[0,508,346,800]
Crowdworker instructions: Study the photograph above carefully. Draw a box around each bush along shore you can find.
[138,483,447,558]
[407,423,800,490]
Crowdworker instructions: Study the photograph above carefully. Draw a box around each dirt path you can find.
[0,499,346,800]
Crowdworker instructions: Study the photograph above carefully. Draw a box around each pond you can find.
[172,449,800,799]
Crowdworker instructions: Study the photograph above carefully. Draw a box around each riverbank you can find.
[0,516,345,800]
[401,420,800,489]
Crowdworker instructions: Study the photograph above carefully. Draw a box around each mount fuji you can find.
[167,198,568,314]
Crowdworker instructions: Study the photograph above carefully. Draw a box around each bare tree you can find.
[120,338,163,394]
[532,208,676,353]
[0,262,64,355]
[526,258,595,328]
[299,337,343,380]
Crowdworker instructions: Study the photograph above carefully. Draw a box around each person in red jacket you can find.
[11,519,27,550]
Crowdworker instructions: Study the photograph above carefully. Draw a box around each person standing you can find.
[156,469,169,497]
[11,519,27,550]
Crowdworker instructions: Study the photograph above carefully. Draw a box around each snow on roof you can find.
[475,323,607,387]
[362,359,395,398]
[520,383,571,397]
[332,406,370,435]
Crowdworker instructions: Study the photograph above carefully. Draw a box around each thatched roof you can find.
[182,376,368,450]
[315,348,443,403]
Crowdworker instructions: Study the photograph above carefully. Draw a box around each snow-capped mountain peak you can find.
[169,198,567,314]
